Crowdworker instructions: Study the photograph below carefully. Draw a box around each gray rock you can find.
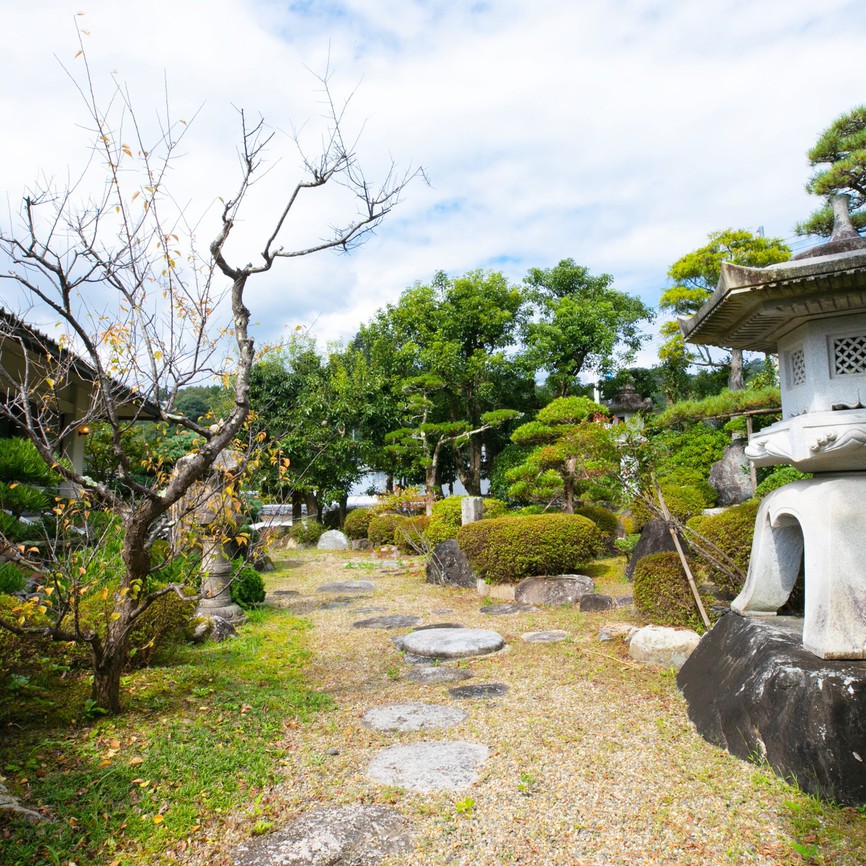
[366,741,489,792]
[479,603,538,616]
[271,589,300,597]
[400,627,505,659]
[317,529,349,550]
[317,580,375,594]
[678,613,866,805]
[351,538,374,551]
[625,518,677,581]
[353,615,421,630]
[448,683,508,700]
[579,594,615,612]
[233,804,415,865]
[361,702,467,732]
[320,596,371,610]
[0,781,46,823]
[616,595,634,607]
[404,666,474,685]
[629,625,701,670]
[709,439,754,506]
[425,540,476,588]
[392,623,464,650]
[598,622,638,642]
[522,630,570,643]
[191,615,236,643]
[514,575,594,606]
[353,606,388,614]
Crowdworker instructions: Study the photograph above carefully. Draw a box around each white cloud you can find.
[1,0,864,357]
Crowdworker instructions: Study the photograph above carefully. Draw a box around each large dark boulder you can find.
[677,612,866,805]
[425,539,476,588]
[625,518,677,581]
[708,439,754,506]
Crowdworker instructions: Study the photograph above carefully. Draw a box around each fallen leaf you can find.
[129,757,144,766]
[152,814,164,824]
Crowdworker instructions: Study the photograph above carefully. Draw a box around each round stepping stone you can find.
[317,580,375,594]
[353,615,421,630]
[361,702,467,732]
[366,741,489,792]
[234,803,415,865]
[392,623,465,650]
[522,630,570,643]
[400,627,505,660]
[449,683,508,700]
[479,603,538,616]
[404,666,474,685]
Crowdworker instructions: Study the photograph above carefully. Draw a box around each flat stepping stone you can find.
[479,603,538,616]
[270,589,300,597]
[353,615,421,630]
[233,803,415,865]
[392,623,464,650]
[580,594,615,612]
[404,666,474,685]
[366,741,489,792]
[449,683,509,700]
[361,702,467,732]
[432,608,455,614]
[317,580,375,594]
[400,627,505,660]
[354,606,388,614]
[522,630,570,643]
[320,596,371,610]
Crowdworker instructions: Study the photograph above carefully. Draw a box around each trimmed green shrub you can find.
[289,519,326,546]
[574,505,619,543]
[368,514,404,547]
[230,560,266,608]
[457,514,603,584]
[755,465,812,498]
[687,500,759,596]
[423,516,458,547]
[127,588,197,667]
[630,482,713,530]
[392,515,431,554]
[632,551,709,632]
[423,497,510,549]
[343,506,376,539]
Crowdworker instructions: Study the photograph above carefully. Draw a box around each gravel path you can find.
[190,551,866,866]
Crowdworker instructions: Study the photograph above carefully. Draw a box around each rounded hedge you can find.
[687,500,758,596]
[343,506,377,539]
[755,465,811,498]
[457,513,603,584]
[368,513,404,547]
[423,516,458,547]
[289,519,327,546]
[392,515,431,554]
[632,551,708,632]
[230,561,266,608]
[574,506,620,543]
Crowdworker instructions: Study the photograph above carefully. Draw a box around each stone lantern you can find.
[680,197,866,659]
[603,380,653,424]
[174,449,246,625]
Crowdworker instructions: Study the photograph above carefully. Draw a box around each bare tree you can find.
[0,45,422,713]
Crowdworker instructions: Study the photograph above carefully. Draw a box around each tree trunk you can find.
[728,348,745,391]
[453,439,483,496]
[304,491,319,520]
[563,456,576,514]
[90,632,127,714]
[338,495,347,528]
[292,492,303,520]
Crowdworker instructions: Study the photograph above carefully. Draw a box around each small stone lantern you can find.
[174,449,246,625]
[680,197,866,659]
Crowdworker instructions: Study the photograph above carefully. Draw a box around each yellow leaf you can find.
[74,50,83,58]
[9,483,17,489]
[110,612,120,621]
[129,756,143,766]
[152,815,164,824]
[131,191,140,201]
[45,378,54,388]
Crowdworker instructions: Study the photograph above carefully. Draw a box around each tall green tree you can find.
[796,105,866,238]
[357,269,529,495]
[521,259,654,398]
[659,230,790,392]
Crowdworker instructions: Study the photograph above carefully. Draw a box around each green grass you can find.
[0,608,332,866]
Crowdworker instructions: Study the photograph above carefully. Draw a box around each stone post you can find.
[461,496,484,525]
[197,537,245,623]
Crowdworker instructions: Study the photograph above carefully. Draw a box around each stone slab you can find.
[448,683,508,700]
[320,596,372,610]
[317,580,375,594]
[366,741,489,792]
[352,615,422,630]
[522,630,570,643]
[400,627,505,659]
[514,575,594,606]
[361,702,467,732]
[404,667,474,685]
[479,603,538,616]
[580,594,615,612]
[678,613,866,805]
[353,606,388,614]
[233,804,415,865]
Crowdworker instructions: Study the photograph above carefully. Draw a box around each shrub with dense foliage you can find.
[229,560,266,608]
[755,465,812,498]
[687,500,759,596]
[289,519,327,546]
[368,513,404,547]
[423,496,510,547]
[574,505,620,544]
[343,506,376,539]
[457,513,603,584]
[632,551,709,632]
[392,515,431,554]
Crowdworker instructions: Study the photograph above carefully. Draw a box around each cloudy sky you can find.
[1,0,864,368]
